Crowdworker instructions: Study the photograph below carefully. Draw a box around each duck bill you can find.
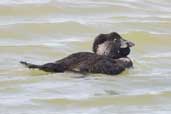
[120,39,135,48]
[127,41,135,47]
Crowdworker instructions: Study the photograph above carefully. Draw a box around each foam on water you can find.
[0,0,50,5]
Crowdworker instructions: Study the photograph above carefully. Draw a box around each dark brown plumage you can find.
[20,32,134,75]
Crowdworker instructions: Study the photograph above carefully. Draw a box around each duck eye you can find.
[113,39,117,42]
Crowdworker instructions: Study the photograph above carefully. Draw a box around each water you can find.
[0,0,171,114]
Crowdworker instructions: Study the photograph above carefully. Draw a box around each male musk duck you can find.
[20,32,135,75]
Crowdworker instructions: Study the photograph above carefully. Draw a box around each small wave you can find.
[0,0,50,5]
[0,3,61,16]
[0,21,96,38]
[32,90,171,107]
[144,52,171,58]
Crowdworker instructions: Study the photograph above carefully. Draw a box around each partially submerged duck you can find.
[20,32,135,75]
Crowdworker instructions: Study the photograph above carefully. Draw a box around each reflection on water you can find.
[0,0,171,114]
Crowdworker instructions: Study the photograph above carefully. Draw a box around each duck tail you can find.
[20,61,41,69]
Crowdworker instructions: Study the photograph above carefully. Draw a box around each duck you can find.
[20,32,135,75]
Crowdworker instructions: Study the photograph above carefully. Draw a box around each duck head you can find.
[93,32,135,59]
